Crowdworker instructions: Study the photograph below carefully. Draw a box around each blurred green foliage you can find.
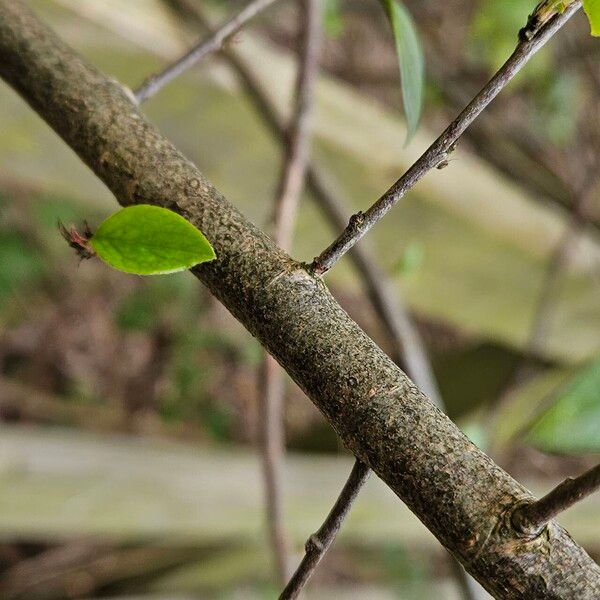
[527,355,600,453]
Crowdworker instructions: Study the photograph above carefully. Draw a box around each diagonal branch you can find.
[133,0,279,103]
[511,463,600,536]
[259,0,322,583]
[311,1,583,275]
[1,2,599,596]
[279,459,371,599]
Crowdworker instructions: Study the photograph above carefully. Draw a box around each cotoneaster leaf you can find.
[526,356,600,454]
[90,205,215,275]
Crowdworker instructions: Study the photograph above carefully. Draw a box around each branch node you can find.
[305,533,324,553]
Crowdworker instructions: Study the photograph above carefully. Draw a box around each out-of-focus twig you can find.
[258,0,322,583]
[133,0,279,103]
[491,174,597,418]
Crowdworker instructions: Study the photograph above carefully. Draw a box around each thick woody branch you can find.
[1,2,598,596]
[133,0,279,103]
[512,463,600,537]
[311,1,583,274]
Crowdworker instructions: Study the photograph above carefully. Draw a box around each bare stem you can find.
[259,355,291,583]
[273,0,322,249]
[512,463,600,536]
[279,459,371,599]
[311,1,582,274]
[258,0,322,583]
[133,0,279,103]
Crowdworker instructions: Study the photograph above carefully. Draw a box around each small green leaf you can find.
[90,205,215,275]
[583,0,600,35]
[394,241,424,277]
[526,356,600,454]
[380,0,425,141]
[323,0,343,37]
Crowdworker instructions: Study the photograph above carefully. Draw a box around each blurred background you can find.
[0,0,599,598]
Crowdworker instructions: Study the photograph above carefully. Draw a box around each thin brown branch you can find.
[311,1,582,275]
[512,463,600,536]
[273,0,322,250]
[259,355,291,583]
[133,0,279,103]
[279,459,371,599]
[258,0,322,582]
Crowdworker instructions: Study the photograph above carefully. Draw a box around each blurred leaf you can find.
[527,356,600,453]
[583,0,600,35]
[323,0,343,37]
[395,241,424,277]
[470,0,528,67]
[116,274,197,331]
[90,205,215,275]
[380,0,424,140]
[491,368,573,451]
[461,421,488,451]
[0,195,45,309]
[530,68,581,145]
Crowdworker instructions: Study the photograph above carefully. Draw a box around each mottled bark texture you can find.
[0,2,598,597]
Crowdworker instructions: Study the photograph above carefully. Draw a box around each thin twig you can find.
[258,0,322,583]
[272,0,322,250]
[512,463,600,536]
[311,1,582,275]
[133,0,279,103]
[279,459,371,599]
[259,355,291,583]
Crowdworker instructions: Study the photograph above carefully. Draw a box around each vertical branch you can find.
[259,355,291,583]
[258,0,323,583]
[272,0,322,250]
[159,2,477,596]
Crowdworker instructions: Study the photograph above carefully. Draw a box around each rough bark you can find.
[0,2,598,597]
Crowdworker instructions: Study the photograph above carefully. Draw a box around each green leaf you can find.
[90,205,215,275]
[526,356,600,453]
[380,0,425,141]
[583,0,600,35]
